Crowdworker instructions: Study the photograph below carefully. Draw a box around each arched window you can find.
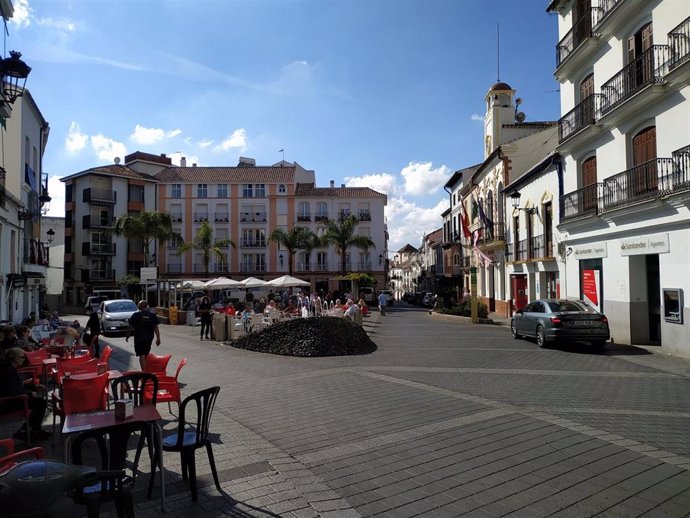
[298,202,310,221]
[278,184,286,194]
[486,191,494,239]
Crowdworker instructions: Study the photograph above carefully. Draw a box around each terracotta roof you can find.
[295,183,386,198]
[397,243,418,254]
[155,166,296,183]
[426,228,443,244]
[489,81,513,91]
[60,164,156,182]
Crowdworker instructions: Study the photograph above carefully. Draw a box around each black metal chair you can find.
[69,424,142,518]
[111,372,159,481]
[147,386,221,502]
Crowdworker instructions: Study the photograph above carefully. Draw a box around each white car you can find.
[99,299,138,336]
[422,292,435,307]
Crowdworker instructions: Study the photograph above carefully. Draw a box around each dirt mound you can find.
[228,316,377,357]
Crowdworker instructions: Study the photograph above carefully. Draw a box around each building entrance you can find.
[646,254,661,344]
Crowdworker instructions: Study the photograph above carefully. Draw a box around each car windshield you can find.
[546,300,591,313]
[105,301,137,312]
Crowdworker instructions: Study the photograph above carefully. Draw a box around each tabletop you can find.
[62,404,162,434]
[69,369,122,382]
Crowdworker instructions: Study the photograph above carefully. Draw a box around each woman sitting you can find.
[358,298,369,316]
[15,326,41,352]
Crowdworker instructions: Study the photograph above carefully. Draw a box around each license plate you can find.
[572,321,591,327]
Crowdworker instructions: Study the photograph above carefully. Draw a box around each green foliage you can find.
[117,274,140,287]
[349,273,375,286]
[268,227,312,276]
[177,221,235,276]
[322,215,376,275]
[436,299,488,318]
[111,210,181,265]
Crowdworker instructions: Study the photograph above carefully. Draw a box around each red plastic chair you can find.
[0,395,32,445]
[144,353,171,376]
[53,356,97,384]
[145,358,187,412]
[100,345,113,368]
[52,372,109,441]
[0,438,45,474]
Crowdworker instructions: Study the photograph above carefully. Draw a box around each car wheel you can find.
[536,326,547,348]
[510,320,521,339]
[591,339,606,352]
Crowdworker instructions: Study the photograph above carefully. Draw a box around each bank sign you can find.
[620,233,670,256]
[572,242,608,260]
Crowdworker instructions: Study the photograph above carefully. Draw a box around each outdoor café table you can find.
[62,405,166,511]
[70,369,122,382]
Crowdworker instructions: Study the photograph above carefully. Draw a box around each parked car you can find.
[84,296,108,315]
[379,290,395,306]
[358,287,375,305]
[422,292,435,307]
[511,299,610,350]
[99,299,139,336]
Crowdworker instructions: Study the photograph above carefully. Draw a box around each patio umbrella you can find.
[266,275,310,288]
[237,277,268,288]
[203,277,241,290]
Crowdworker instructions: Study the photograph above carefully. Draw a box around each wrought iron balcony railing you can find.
[558,94,602,142]
[596,0,624,26]
[314,213,329,222]
[82,215,113,229]
[91,269,116,281]
[240,239,266,248]
[240,263,266,273]
[476,222,506,245]
[358,210,371,221]
[193,213,209,222]
[213,263,229,273]
[214,212,229,222]
[516,239,528,261]
[357,261,373,270]
[668,16,690,71]
[602,158,680,210]
[556,8,599,67]
[530,235,554,260]
[82,242,116,256]
[240,212,267,222]
[83,188,116,204]
[561,183,603,221]
[169,213,183,223]
[167,263,183,274]
[601,45,669,115]
[297,213,311,222]
[23,238,49,266]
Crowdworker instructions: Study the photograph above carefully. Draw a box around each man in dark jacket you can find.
[125,300,161,370]
[0,347,50,440]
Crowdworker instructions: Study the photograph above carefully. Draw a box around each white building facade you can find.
[549,0,690,356]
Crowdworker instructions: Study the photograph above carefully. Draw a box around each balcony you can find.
[214,212,229,222]
[600,45,669,116]
[170,213,183,223]
[530,235,554,260]
[214,239,231,248]
[193,213,209,223]
[314,262,328,272]
[213,263,229,273]
[296,262,311,272]
[82,215,113,229]
[314,213,329,222]
[357,210,371,221]
[476,222,506,248]
[556,8,599,68]
[167,263,183,274]
[193,263,208,273]
[23,239,49,266]
[82,242,116,256]
[128,240,145,254]
[558,94,602,144]
[357,261,373,271]
[602,157,685,211]
[516,240,528,262]
[297,213,311,222]
[594,0,646,37]
[83,188,116,205]
[668,17,690,72]
[240,212,267,223]
[240,239,266,248]
[338,210,351,219]
[240,263,266,273]
[91,269,116,281]
[560,183,603,222]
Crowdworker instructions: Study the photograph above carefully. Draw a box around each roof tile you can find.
[155,166,296,183]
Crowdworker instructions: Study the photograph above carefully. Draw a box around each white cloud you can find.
[386,197,448,253]
[198,139,214,148]
[45,175,65,217]
[470,113,484,122]
[91,134,127,162]
[344,173,398,197]
[65,121,88,153]
[400,161,451,196]
[11,0,31,28]
[130,124,182,145]
[214,129,247,152]
[168,151,201,167]
[11,0,75,32]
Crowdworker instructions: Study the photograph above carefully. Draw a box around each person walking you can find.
[377,291,388,316]
[83,311,101,358]
[198,296,212,340]
[125,300,161,370]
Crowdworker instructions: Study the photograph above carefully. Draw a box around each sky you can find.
[10,0,560,254]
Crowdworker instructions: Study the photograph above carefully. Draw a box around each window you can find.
[278,184,286,194]
[66,184,73,203]
[582,156,598,210]
[255,184,266,197]
[242,184,253,197]
[217,184,228,198]
[543,202,553,256]
[632,126,658,195]
[128,185,144,203]
[197,184,208,198]
[298,202,310,221]
[171,184,181,198]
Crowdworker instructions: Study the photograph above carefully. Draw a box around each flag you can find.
[460,200,471,239]
[278,149,284,153]
[477,199,494,233]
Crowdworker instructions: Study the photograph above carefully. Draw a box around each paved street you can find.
[52,305,690,516]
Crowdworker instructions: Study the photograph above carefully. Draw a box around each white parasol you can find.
[265,275,310,288]
[203,277,241,290]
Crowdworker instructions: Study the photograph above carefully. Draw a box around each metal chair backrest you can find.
[111,372,159,406]
[171,386,220,450]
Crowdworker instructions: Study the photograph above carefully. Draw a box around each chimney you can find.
[180,156,187,167]
[192,163,197,167]
[238,156,256,167]
[330,180,335,188]
[160,154,166,158]
[341,183,345,188]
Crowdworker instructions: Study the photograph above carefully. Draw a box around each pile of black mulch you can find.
[227,317,377,357]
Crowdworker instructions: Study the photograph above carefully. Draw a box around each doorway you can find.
[511,275,528,313]
[646,254,661,344]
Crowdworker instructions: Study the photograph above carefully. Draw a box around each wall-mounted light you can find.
[279,254,284,267]
[150,253,157,265]
[379,254,384,265]
[509,191,538,215]
[47,228,55,244]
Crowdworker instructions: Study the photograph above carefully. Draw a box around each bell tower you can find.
[483,82,516,158]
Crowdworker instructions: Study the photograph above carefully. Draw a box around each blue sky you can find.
[12,0,559,253]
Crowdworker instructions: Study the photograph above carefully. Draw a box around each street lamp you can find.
[378,254,383,265]
[1,51,32,105]
[279,254,284,267]
[46,228,55,244]
[509,191,538,215]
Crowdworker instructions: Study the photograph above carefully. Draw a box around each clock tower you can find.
[483,82,516,158]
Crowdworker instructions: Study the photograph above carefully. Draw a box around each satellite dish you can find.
[114,157,121,164]
[515,112,526,123]
[515,98,523,106]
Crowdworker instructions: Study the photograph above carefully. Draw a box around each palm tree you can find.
[177,221,235,277]
[323,215,375,276]
[299,230,325,273]
[110,211,181,266]
[268,227,310,276]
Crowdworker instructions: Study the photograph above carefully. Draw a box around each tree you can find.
[268,227,310,276]
[110,211,181,266]
[322,215,375,276]
[299,230,325,273]
[177,221,235,277]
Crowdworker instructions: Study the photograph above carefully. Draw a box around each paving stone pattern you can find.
[28,305,690,517]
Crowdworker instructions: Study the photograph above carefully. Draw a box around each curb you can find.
[429,311,511,327]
